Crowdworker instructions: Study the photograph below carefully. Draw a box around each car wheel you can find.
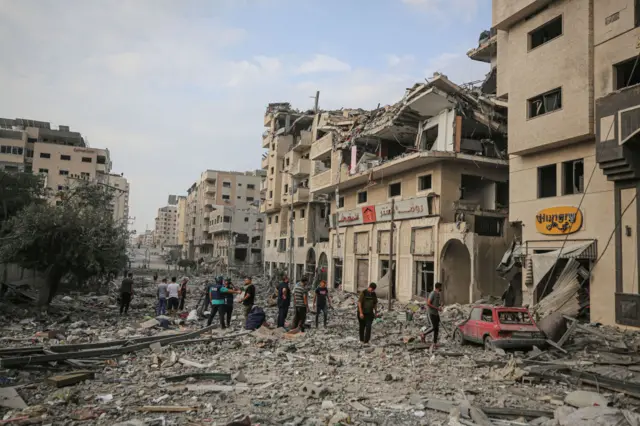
[454,329,466,345]
[484,336,494,351]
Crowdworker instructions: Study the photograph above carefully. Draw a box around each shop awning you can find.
[531,241,597,291]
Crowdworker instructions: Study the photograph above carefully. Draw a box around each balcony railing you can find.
[310,132,332,161]
[292,187,310,204]
[261,155,269,170]
[291,158,311,177]
[260,179,268,193]
[310,169,331,188]
[292,130,313,152]
[210,222,232,234]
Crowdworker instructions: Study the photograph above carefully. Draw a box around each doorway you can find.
[440,239,471,304]
[357,259,369,291]
[333,258,343,288]
[415,260,435,298]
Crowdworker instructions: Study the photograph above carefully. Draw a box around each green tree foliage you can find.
[0,170,47,224]
[0,180,130,306]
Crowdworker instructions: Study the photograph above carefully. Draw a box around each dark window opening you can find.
[82,157,92,163]
[247,196,254,202]
[389,182,402,197]
[27,137,37,143]
[222,195,230,200]
[419,175,432,191]
[615,56,640,90]
[247,184,255,189]
[300,208,305,218]
[284,184,288,194]
[97,156,106,165]
[338,196,344,208]
[538,164,557,198]
[415,261,434,298]
[475,216,504,237]
[298,237,304,247]
[275,215,279,224]
[278,239,286,252]
[59,170,69,176]
[496,181,509,208]
[40,152,50,159]
[636,0,640,27]
[268,216,272,224]
[320,207,326,218]
[60,154,71,161]
[357,191,367,204]
[562,159,584,195]
[421,125,438,150]
[223,216,231,223]
[38,168,48,173]
[269,190,273,199]
[223,182,231,188]
[528,88,562,118]
[529,15,562,49]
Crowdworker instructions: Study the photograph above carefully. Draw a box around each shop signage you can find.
[535,206,583,235]
[333,197,431,227]
[336,210,362,226]
[362,206,376,224]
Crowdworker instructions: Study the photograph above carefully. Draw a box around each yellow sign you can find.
[535,207,583,235]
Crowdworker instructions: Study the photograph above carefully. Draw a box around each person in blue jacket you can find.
[207,277,240,328]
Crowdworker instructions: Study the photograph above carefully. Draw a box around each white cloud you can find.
[295,54,352,75]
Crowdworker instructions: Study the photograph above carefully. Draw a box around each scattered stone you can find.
[564,390,609,408]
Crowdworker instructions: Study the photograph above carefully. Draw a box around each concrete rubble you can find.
[1,274,640,425]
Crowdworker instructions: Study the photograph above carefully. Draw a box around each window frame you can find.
[388,181,402,198]
[357,191,368,205]
[417,174,433,192]
[528,15,563,51]
[537,164,558,199]
[528,87,562,119]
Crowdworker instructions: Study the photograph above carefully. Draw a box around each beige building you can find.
[0,118,130,226]
[177,195,187,250]
[261,103,331,282]
[302,76,510,303]
[183,169,265,266]
[477,0,640,327]
[210,205,263,272]
[154,205,178,248]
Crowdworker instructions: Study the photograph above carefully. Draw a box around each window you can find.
[292,211,296,220]
[57,185,63,191]
[529,15,562,50]
[284,184,289,194]
[298,237,305,247]
[278,239,287,252]
[270,167,274,175]
[247,197,254,202]
[415,261,434,298]
[562,159,584,195]
[537,164,557,198]
[338,196,344,208]
[27,137,37,143]
[475,216,504,237]
[238,183,242,187]
[244,217,249,222]
[320,207,326,219]
[357,191,368,204]
[269,191,273,199]
[247,184,255,190]
[418,175,432,191]
[614,56,640,90]
[389,182,402,197]
[286,158,290,166]
[80,172,90,179]
[498,311,532,325]
[11,146,23,155]
[38,168,48,173]
[81,157,92,163]
[275,215,279,224]
[223,216,231,223]
[223,182,231,188]
[267,240,271,247]
[25,149,33,158]
[222,195,230,200]
[40,152,50,159]
[59,170,69,176]
[528,88,562,118]
[480,309,494,323]
[60,154,71,161]
[300,208,305,219]
[268,216,272,224]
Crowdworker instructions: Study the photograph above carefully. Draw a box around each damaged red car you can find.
[454,305,546,350]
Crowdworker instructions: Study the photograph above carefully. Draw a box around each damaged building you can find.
[261,103,330,282]
[299,74,511,304]
[484,0,640,328]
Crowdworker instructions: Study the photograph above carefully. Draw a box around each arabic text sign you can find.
[376,197,430,222]
[535,206,583,235]
[336,209,362,226]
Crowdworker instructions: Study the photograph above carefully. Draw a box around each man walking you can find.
[241,277,256,318]
[425,282,443,348]
[167,277,180,315]
[292,276,309,332]
[179,277,189,311]
[157,278,169,316]
[119,272,134,315]
[276,276,291,328]
[358,283,378,344]
[313,280,331,328]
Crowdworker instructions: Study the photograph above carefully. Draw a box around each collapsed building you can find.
[261,74,512,304]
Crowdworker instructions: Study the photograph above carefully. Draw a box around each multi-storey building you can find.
[0,118,129,225]
[210,205,263,272]
[176,195,187,253]
[183,169,264,264]
[303,76,511,303]
[261,103,330,282]
[476,0,640,327]
[154,205,178,248]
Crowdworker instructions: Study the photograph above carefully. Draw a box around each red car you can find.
[454,305,546,350]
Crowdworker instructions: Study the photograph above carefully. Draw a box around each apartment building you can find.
[183,169,264,264]
[0,118,130,225]
[176,195,187,252]
[477,0,640,327]
[301,76,511,303]
[210,205,263,272]
[154,205,178,248]
[261,103,331,282]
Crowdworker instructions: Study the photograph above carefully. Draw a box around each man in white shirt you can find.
[167,277,180,315]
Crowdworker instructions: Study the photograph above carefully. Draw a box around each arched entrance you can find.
[317,253,328,284]
[440,239,471,305]
[305,248,316,283]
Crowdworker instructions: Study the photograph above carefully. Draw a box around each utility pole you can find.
[388,198,395,311]
[313,91,320,113]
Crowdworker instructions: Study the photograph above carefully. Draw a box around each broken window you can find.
[480,309,494,323]
[40,152,50,159]
[528,88,562,118]
[562,158,584,195]
[278,239,286,252]
[389,182,401,198]
[470,308,482,321]
[222,195,230,200]
[223,182,231,188]
[275,215,279,224]
[338,196,344,209]
[247,197,254,202]
[418,175,432,191]
[415,261,434,298]
[300,208,305,219]
[59,170,69,176]
[614,56,640,90]
[498,311,532,324]
[247,184,255,189]
[496,181,509,208]
[298,237,304,247]
[537,164,557,198]
[421,126,438,150]
[357,191,367,204]
[529,15,562,50]
[475,216,503,237]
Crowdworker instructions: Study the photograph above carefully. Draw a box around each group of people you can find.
[155,276,189,316]
[275,276,332,332]
[206,276,255,329]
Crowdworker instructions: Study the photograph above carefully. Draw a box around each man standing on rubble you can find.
[157,278,169,316]
[179,277,189,311]
[313,280,331,328]
[208,278,239,328]
[358,283,378,344]
[224,278,239,326]
[241,277,256,318]
[292,276,309,331]
[425,282,443,348]
[277,275,291,328]
[167,277,180,316]
[119,272,134,316]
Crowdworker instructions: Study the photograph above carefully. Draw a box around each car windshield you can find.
[498,311,532,324]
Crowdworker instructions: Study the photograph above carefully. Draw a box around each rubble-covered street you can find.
[2,275,640,426]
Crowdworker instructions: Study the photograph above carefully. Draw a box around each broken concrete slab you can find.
[138,405,198,412]
[0,387,27,409]
[138,318,159,329]
[164,372,232,383]
[564,390,610,408]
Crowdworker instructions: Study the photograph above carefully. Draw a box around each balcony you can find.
[292,130,313,152]
[262,130,271,148]
[260,179,268,194]
[291,158,311,177]
[210,222,232,234]
[202,238,213,245]
[261,155,269,170]
[204,185,216,194]
[466,31,496,63]
[310,132,332,161]
[310,169,332,189]
[292,187,310,204]
[203,211,212,220]
[261,198,281,213]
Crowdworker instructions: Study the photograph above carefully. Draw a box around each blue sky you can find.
[0,0,491,232]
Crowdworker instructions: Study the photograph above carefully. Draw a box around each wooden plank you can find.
[545,339,568,354]
[164,372,232,383]
[139,405,197,413]
[45,371,95,388]
[0,346,44,356]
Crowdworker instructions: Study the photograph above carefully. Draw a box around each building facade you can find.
[98,173,130,225]
[176,195,187,253]
[261,103,330,282]
[481,0,640,327]
[154,205,178,248]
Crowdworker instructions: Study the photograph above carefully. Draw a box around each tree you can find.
[0,170,47,224]
[0,181,130,307]
[177,259,196,272]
